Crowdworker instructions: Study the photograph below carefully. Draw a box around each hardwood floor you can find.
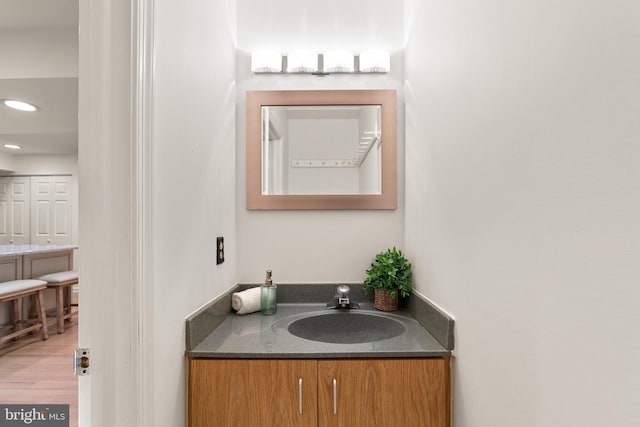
[0,317,78,427]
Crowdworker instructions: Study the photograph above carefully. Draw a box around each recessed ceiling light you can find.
[2,99,39,112]
[3,144,22,150]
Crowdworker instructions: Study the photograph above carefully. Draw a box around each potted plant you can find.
[364,247,412,311]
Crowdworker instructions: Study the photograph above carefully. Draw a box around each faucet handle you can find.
[336,285,351,306]
[336,284,350,297]
[327,285,359,309]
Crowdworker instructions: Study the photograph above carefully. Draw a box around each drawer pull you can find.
[333,377,337,415]
[298,377,303,415]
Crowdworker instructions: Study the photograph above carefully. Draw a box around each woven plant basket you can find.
[373,289,398,311]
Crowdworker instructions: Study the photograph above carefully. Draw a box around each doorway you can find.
[0,1,80,426]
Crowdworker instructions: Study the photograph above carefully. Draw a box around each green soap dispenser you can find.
[261,270,277,315]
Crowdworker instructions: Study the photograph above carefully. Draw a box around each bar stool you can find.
[35,271,79,334]
[0,279,49,345]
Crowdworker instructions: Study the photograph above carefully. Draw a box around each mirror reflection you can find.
[261,105,382,195]
[246,89,396,210]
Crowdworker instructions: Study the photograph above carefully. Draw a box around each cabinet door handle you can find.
[333,377,337,415]
[298,377,303,415]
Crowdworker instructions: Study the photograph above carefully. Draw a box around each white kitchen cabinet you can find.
[30,176,72,245]
[0,176,73,245]
[0,176,31,244]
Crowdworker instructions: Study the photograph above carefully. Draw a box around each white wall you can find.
[237,0,404,53]
[0,29,78,78]
[288,118,359,194]
[151,0,237,426]
[404,0,640,426]
[236,0,405,283]
[10,154,77,175]
[0,152,14,173]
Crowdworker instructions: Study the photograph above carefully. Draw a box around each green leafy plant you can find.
[364,247,413,298]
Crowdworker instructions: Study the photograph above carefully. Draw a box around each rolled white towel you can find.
[232,287,261,315]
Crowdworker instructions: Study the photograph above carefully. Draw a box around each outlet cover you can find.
[216,237,224,264]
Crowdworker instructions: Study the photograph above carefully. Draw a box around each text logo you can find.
[0,405,69,427]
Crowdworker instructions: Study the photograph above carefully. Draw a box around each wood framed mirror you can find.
[246,89,397,210]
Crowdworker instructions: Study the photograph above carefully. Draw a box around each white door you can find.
[30,176,73,245]
[0,177,31,244]
[79,1,146,425]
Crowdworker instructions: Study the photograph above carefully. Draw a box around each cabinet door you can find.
[317,358,451,427]
[0,177,31,244]
[30,176,73,245]
[189,359,318,427]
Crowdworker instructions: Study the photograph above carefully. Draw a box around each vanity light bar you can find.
[359,49,390,73]
[287,49,318,73]
[323,49,354,73]
[251,49,389,74]
[251,50,282,73]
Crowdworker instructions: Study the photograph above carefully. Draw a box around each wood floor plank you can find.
[0,322,78,427]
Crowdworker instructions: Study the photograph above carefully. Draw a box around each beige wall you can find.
[0,30,77,79]
[151,0,238,426]
[404,0,640,425]
[236,0,406,284]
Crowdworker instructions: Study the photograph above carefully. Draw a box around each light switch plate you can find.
[216,237,224,264]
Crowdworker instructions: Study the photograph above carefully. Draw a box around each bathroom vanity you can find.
[188,358,449,427]
[185,284,454,427]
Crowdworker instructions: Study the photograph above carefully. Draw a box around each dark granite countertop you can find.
[186,284,454,359]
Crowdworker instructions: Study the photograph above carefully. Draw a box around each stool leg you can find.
[15,297,23,327]
[36,290,49,340]
[29,294,36,319]
[56,287,65,333]
[64,285,72,319]
[11,299,20,339]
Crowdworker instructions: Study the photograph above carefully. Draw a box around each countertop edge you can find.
[186,350,452,359]
[0,244,78,257]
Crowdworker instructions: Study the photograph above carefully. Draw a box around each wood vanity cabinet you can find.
[188,357,451,427]
[317,358,450,427]
[188,359,318,427]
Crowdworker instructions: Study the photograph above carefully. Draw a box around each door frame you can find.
[78,0,154,426]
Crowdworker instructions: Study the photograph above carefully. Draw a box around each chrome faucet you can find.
[327,285,360,309]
